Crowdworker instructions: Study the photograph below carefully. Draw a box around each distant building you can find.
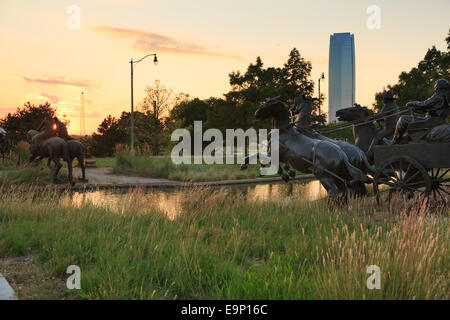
[328,33,355,123]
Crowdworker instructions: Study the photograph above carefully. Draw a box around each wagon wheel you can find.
[427,168,450,206]
[374,155,431,204]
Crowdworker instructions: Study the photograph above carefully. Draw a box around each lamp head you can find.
[153,55,158,65]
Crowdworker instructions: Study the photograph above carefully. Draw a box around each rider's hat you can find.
[434,79,449,92]
[382,90,395,101]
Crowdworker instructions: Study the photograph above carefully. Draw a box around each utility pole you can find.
[80,92,85,136]
[129,53,158,155]
[318,72,325,115]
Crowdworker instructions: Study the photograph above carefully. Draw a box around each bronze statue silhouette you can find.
[28,121,75,185]
[366,90,399,159]
[386,78,450,144]
[29,136,74,185]
[31,114,55,147]
[336,104,385,155]
[255,97,371,200]
[28,129,87,182]
[53,117,75,141]
[291,95,375,195]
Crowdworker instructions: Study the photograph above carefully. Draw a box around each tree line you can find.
[1,31,448,157]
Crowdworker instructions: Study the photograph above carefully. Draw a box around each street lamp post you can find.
[130,53,158,155]
[318,72,325,115]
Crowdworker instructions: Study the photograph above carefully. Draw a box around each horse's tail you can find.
[78,143,85,166]
[343,155,372,184]
[61,142,70,163]
[362,153,376,175]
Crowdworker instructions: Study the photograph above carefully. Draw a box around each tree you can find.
[140,80,174,120]
[280,48,314,104]
[169,98,209,130]
[373,32,450,111]
[225,48,324,133]
[446,29,450,50]
[0,101,69,141]
[90,115,125,157]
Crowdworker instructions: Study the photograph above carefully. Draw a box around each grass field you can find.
[0,186,448,300]
[112,154,276,182]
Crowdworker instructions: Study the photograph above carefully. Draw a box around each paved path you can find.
[73,167,173,184]
[60,167,315,191]
[0,273,16,300]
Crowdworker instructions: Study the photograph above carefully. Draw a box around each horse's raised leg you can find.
[335,179,349,205]
[317,173,340,206]
[66,159,74,186]
[278,165,290,183]
[78,156,87,182]
[52,157,63,183]
[240,153,258,170]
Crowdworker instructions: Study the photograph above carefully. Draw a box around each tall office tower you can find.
[328,32,355,123]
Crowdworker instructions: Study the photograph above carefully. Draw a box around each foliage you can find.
[113,155,261,182]
[139,80,175,120]
[0,102,69,142]
[90,111,171,157]
[373,33,450,111]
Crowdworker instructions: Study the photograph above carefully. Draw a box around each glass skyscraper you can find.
[328,33,355,123]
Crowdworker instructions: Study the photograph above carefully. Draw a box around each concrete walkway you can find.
[73,167,172,185]
[53,167,315,191]
[0,273,16,300]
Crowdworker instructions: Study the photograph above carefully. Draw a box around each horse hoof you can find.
[240,164,248,170]
[281,174,290,183]
[288,169,296,178]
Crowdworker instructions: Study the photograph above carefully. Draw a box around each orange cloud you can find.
[91,26,244,60]
[20,76,92,89]
[39,92,61,104]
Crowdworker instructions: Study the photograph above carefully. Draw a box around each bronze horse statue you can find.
[28,129,87,182]
[255,97,372,200]
[54,124,87,181]
[335,104,389,155]
[292,96,375,195]
[28,127,75,185]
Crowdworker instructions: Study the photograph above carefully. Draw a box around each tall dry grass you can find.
[0,185,448,299]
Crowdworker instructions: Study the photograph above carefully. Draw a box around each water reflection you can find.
[61,179,327,219]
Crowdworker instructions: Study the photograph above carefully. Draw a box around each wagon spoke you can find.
[438,186,450,196]
[404,170,420,184]
[432,189,438,201]
[406,181,426,187]
[437,168,450,180]
[404,162,412,178]
[435,188,447,204]
[389,164,400,181]
[433,168,440,179]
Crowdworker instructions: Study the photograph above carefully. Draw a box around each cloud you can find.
[20,76,92,89]
[39,92,61,104]
[91,26,244,60]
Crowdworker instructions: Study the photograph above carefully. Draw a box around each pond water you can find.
[59,179,327,219]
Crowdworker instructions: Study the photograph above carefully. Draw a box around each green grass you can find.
[0,187,448,300]
[0,160,70,185]
[113,155,275,182]
[86,157,116,167]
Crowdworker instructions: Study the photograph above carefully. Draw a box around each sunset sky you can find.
[0,0,449,134]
